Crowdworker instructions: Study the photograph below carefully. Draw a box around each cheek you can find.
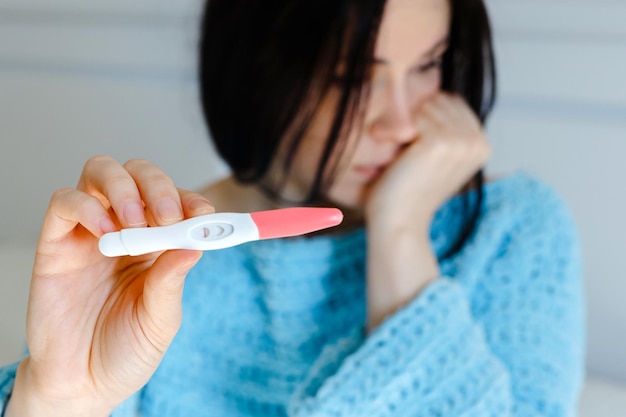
[408,70,442,106]
[289,130,326,195]
[326,175,367,208]
[286,90,344,196]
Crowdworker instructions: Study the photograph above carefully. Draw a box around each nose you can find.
[369,82,417,144]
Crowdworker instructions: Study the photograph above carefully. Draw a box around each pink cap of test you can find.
[250,207,343,240]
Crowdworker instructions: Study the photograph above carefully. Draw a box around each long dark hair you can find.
[198,0,496,260]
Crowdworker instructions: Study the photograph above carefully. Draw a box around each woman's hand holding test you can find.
[365,93,491,330]
[6,157,214,417]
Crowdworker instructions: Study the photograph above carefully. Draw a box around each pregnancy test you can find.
[99,207,343,257]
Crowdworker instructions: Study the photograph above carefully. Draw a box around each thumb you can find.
[140,250,202,338]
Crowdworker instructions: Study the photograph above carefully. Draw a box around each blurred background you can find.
[0,0,625,414]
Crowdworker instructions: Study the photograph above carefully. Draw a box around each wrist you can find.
[368,229,439,283]
[366,227,439,331]
[365,198,435,236]
[366,210,433,245]
[6,358,112,417]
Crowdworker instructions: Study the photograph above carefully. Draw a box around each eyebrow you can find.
[373,36,449,65]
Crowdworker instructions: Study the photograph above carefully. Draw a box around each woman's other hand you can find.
[364,94,490,330]
[366,92,490,231]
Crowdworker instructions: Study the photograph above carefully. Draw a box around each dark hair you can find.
[198,0,496,260]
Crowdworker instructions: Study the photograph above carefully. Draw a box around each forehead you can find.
[375,0,450,61]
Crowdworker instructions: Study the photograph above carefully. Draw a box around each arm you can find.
[365,220,439,331]
[365,92,490,330]
[475,181,585,415]
[290,278,513,417]
[289,179,584,416]
[289,91,583,415]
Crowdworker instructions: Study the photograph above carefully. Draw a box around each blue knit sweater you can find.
[0,172,585,417]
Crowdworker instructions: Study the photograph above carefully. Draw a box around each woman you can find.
[1,0,585,415]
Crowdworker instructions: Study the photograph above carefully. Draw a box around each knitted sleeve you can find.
[0,362,19,417]
[289,186,584,417]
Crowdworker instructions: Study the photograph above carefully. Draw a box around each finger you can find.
[123,159,183,226]
[414,111,439,137]
[419,96,449,128]
[452,95,483,129]
[177,189,215,219]
[40,188,118,244]
[78,156,147,228]
[140,249,202,343]
[441,95,486,150]
[144,189,214,226]
[438,94,484,133]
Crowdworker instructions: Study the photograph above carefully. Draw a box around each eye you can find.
[412,55,444,74]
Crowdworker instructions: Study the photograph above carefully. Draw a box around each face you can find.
[285,0,451,208]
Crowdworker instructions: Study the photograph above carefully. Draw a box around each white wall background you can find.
[485,0,626,386]
[0,0,625,410]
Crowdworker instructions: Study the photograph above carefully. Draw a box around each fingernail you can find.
[124,201,146,227]
[157,197,182,222]
[188,198,214,214]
